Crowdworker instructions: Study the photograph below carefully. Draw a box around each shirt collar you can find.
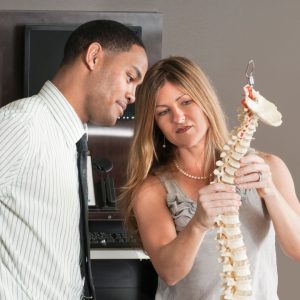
[39,81,86,146]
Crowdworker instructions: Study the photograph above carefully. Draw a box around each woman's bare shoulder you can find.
[258,151,286,170]
[135,175,166,202]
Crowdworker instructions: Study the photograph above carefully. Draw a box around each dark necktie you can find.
[76,133,96,299]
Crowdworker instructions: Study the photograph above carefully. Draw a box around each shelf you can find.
[91,249,150,260]
[89,209,122,221]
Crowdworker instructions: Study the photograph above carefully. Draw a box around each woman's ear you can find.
[85,42,103,70]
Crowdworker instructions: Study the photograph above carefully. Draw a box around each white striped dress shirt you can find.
[0,81,86,299]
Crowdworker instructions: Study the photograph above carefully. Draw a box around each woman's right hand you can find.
[195,183,241,229]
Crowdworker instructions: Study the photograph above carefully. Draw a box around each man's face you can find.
[86,45,148,126]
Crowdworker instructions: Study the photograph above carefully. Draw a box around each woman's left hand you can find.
[234,153,276,198]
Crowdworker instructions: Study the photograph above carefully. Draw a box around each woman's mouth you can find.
[176,126,192,134]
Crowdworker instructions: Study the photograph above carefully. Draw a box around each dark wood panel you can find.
[88,120,135,212]
[0,11,162,219]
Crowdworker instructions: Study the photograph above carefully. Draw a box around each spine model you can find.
[214,93,256,299]
[213,63,282,300]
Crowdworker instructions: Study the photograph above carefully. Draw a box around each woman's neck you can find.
[176,145,206,175]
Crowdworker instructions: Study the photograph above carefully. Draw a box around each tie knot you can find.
[76,133,88,153]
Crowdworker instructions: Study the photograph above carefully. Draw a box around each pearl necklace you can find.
[174,160,213,180]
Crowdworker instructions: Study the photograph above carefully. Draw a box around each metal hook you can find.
[245,59,255,86]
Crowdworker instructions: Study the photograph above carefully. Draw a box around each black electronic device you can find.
[89,216,139,249]
[93,158,116,208]
[89,231,138,248]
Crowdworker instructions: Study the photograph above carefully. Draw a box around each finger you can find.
[235,163,270,177]
[199,192,241,203]
[199,183,236,195]
[202,199,242,209]
[236,172,272,188]
[207,206,240,216]
[240,154,264,164]
[235,170,272,185]
[235,173,260,184]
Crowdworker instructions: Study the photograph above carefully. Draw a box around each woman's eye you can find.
[157,110,169,116]
[182,99,193,105]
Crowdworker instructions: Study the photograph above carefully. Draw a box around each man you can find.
[0,20,148,300]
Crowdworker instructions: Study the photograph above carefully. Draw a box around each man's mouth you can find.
[116,100,127,114]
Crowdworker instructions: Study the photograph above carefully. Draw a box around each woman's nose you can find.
[172,108,185,124]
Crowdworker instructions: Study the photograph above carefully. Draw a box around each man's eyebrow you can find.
[132,66,142,80]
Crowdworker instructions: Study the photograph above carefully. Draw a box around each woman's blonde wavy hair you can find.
[118,56,229,238]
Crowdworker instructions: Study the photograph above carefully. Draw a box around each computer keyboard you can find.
[89,231,139,248]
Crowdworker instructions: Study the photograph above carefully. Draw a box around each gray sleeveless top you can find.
[155,174,278,300]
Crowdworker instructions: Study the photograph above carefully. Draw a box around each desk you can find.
[88,215,156,298]
[91,249,150,260]
[90,250,156,300]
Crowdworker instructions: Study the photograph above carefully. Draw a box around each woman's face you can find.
[154,81,210,149]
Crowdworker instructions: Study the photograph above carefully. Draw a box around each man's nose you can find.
[126,94,135,104]
[126,86,136,104]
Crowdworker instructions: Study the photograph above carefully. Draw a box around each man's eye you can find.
[127,74,134,82]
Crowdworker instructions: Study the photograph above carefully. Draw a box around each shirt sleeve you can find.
[0,114,30,188]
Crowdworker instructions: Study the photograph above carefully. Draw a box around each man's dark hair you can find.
[61,19,145,65]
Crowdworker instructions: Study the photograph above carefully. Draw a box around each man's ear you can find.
[85,42,103,70]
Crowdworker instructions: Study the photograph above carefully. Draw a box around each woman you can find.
[119,57,300,299]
